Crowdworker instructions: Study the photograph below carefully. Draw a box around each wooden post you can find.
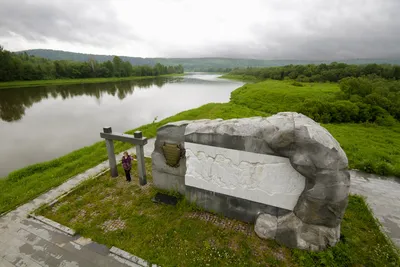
[134,131,147,185]
[103,127,118,177]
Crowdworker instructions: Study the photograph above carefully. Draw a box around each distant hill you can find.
[19,49,400,71]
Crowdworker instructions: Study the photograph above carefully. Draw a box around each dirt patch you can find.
[71,209,87,223]
[101,218,126,232]
[187,212,252,235]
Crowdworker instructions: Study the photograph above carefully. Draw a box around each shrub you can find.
[291,81,304,87]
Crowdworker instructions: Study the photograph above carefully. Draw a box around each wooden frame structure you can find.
[100,127,147,185]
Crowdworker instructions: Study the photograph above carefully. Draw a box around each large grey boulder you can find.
[152,112,350,250]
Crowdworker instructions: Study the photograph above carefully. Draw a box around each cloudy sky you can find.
[0,0,399,59]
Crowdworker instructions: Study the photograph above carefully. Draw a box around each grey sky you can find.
[0,0,399,59]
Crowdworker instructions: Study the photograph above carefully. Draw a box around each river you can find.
[0,73,243,178]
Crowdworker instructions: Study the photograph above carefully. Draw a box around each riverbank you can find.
[0,73,185,89]
[0,103,263,214]
[219,73,261,82]
[2,78,400,214]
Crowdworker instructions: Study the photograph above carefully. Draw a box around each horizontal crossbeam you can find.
[100,132,148,146]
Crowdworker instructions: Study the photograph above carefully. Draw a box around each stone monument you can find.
[151,112,350,251]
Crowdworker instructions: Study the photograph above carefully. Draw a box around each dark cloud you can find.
[0,0,140,48]
[1,0,399,59]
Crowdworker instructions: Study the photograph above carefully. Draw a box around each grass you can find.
[36,160,400,267]
[230,79,339,114]
[0,103,265,214]
[0,73,184,89]
[324,123,400,177]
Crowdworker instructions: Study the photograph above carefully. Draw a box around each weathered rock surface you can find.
[254,213,278,240]
[152,112,350,250]
[151,121,190,194]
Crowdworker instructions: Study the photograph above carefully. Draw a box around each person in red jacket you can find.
[121,151,132,182]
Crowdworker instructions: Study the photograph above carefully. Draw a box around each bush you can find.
[291,81,304,87]
[376,114,397,126]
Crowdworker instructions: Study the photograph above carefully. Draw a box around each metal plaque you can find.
[162,143,184,167]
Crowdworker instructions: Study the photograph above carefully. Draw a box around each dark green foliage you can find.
[229,62,400,82]
[339,77,400,123]
[291,81,304,87]
[0,46,184,82]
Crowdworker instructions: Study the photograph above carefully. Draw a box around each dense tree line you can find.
[229,62,400,82]
[0,46,183,82]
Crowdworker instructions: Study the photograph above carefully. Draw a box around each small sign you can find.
[162,143,184,167]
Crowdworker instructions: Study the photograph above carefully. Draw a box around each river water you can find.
[0,73,243,178]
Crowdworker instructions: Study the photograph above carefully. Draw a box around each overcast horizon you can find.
[1,0,400,60]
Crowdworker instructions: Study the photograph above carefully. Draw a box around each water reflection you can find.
[0,74,242,177]
[0,77,183,122]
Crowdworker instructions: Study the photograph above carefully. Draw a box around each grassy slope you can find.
[324,123,400,176]
[37,160,400,267]
[230,79,339,114]
[230,80,400,177]
[0,73,184,89]
[0,103,266,214]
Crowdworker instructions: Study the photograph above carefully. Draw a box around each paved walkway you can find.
[1,137,399,266]
[350,171,400,248]
[0,139,155,267]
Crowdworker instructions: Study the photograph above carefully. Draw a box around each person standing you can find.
[122,151,132,182]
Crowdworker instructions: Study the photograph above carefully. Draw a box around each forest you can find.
[0,46,184,82]
[229,62,400,82]
[22,49,400,71]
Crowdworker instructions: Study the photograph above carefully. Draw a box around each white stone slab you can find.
[184,142,306,210]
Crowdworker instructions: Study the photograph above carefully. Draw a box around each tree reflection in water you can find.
[0,77,182,122]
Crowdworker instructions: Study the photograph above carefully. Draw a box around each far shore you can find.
[0,73,185,89]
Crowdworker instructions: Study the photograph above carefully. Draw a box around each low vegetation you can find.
[324,123,400,176]
[230,80,338,114]
[36,160,400,267]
